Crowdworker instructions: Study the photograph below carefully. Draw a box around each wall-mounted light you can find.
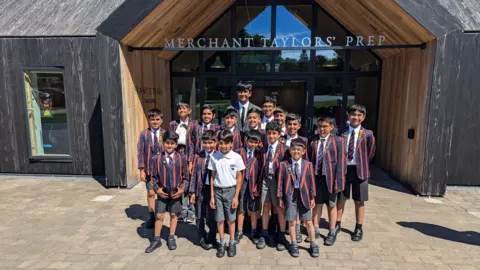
[211,56,225,69]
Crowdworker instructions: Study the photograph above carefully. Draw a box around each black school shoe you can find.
[352,227,363,242]
[234,231,244,244]
[250,232,260,245]
[276,232,287,251]
[288,243,300,257]
[199,237,213,250]
[216,244,226,258]
[324,230,337,246]
[167,235,177,250]
[228,242,237,257]
[310,243,320,258]
[256,235,267,249]
[145,237,162,253]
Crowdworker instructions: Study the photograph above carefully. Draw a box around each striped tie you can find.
[347,130,355,161]
[153,130,160,154]
[265,146,273,176]
[316,138,326,175]
[246,151,253,180]
[294,162,300,188]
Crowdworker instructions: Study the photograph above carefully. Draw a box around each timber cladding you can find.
[376,40,436,194]
[119,47,171,184]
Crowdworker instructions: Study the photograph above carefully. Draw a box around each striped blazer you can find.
[277,159,316,209]
[151,152,189,194]
[283,135,309,161]
[192,121,219,154]
[236,147,261,198]
[189,150,216,196]
[308,135,347,193]
[137,128,165,175]
[341,127,376,180]
[217,126,243,151]
[260,141,287,180]
[169,119,196,162]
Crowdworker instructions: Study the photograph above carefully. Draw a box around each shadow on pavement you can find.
[398,221,480,246]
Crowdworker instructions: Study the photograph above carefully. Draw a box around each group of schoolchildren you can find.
[137,82,376,258]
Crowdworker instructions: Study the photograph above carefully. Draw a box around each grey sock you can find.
[295,224,300,232]
[315,227,320,233]
[229,239,236,245]
[219,238,226,245]
[237,229,243,234]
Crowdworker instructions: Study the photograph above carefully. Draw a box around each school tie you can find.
[316,138,325,175]
[153,130,160,154]
[204,154,211,184]
[166,155,173,191]
[347,130,355,161]
[246,151,253,180]
[294,162,300,189]
[265,146,273,176]
[181,123,188,129]
[241,106,246,129]
[167,155,173,170]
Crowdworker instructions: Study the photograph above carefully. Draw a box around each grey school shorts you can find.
[262,174,279,206]
[285,189,312,222]
[145,175,153,191]
[214,186,237,222]
[315,175,338,208]
[338,166,369,202]
[155,196,182,215]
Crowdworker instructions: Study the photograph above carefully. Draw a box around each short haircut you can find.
[286,113,301,123]
[247,107,263,118]
[201,104,216,115]
[317,116,335,126]
[201,129,217,141]
[263,96,277,106]
[224,105,238,118]
[147,108,163,118]
[162,130,179,143]
[218,130,234,143]
[236,81,252,92]
[290,138,306,149]
[246,129,262,142]
[176,102,190,110]
[266,120,282,133]
[348,104,367,116]
[274,106,287,115]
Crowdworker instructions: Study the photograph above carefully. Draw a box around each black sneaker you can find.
[276,232,287,251]
[256,236,267,249]
[167,236,177,250]
[145,217,155,229]
[310,243,320,257]
[288,243,300,257]
[352,227,363,242]
[250,232,259,245]
[200,237,213,250]
[228,242,237,257]
[145,237,162,253]
[234,231,244,244]
[216,244,226,258]
[324,230,337,246]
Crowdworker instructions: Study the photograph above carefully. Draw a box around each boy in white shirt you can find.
[209,130,246,258]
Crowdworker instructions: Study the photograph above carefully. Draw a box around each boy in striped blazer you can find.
[278,138,319,258]
[307,116,346,246]
[274,106,288,136]
[193,104,219,155]
[220,106,243,151]
[336,104,376,242]
[235,129,262,245]
[189,130,218,250]
[243,107,265,148]
[145,131,189,253]
[137,108,165,229]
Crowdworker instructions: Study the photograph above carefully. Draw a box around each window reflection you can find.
[172,77,199,119]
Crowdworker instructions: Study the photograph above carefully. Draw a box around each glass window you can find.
[346,77,379,131]
[350,50,379,71]
[172,77,200,119]
[313,77,344,131]
[172,52,199,72]
[236,6,272,72]
[205,77,232,125]
[204,12,232,72]
[24,70,71,157]
[315,6,345,71]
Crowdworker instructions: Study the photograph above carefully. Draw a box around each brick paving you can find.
[0,167,479,270]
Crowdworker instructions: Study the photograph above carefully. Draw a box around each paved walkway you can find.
[0,168,479,270]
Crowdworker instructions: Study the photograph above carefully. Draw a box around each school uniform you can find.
[277,158,316,221]
[208,150,246,222]
[261,115,274,130]
[137,127,165,190]
[190,150,217,242]
[308,134,346,207]
[169,119,196,161]
[233,101,262,132]
[260,140,287,206]
[151,151,189,215]
[236,147,261,213]
[283,134,309,161]
[242,126,265,148]
[338,126,375,202]
[218,126,243,151]
[193,121,219,154]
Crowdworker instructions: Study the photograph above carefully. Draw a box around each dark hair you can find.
[236,81,252,92]
[286,113,301,123]
[201,104,216,115]
[247,107,263,118]
[224,105,238,118]
[176,102,190,110]
[201,130,217,141]
[317,116,336,134]
[348,104,367,116]
[162,130,179,143]
[147,108,163,118]
[265,120,282,133]
[274,106,287,115]
[246,129,262,142]
[218,130,234,143]
[263,96,277,106]
[290,138,306,149]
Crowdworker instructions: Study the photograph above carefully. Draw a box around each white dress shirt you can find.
[175,120,189,145]
[164,152,176,164]
[316,134,330,175]
[281,126,287,136]
[285,134,298,148]
[150,128,161,142]
[347,125,361,166]
[229,126,236,133]
[261,115,274,129]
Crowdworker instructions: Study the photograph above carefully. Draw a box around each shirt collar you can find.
[180,119,189,126]
[291,158,302,166]
[239,101,250,110]
[150,127,160,133]
[349,125,361,134]
[229,126,235,132]
[203,123,211,129]
[286,134,298,140]
[205,150,213,157]
[246,147,254,154]
[320,134,330,141]
[262,115,274,123]
[269,140,279,150]
[164,151,175,158]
